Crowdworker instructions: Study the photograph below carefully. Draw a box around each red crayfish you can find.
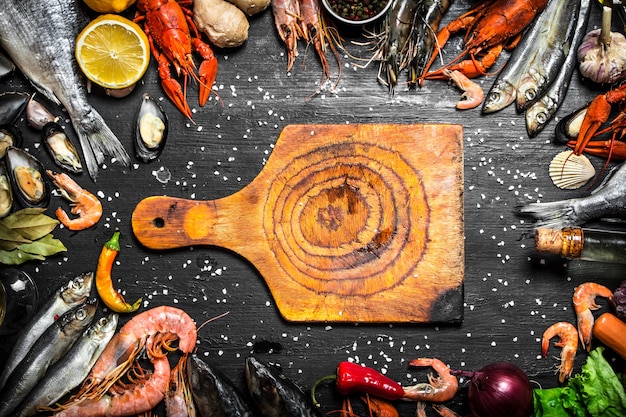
[561,83,626,162]
[421,0,548,82]
[135,0,218,120]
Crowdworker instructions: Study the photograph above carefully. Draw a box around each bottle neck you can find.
[560,227,584,259]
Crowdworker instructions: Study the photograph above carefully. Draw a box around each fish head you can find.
[63,297,98,335]
[245,357,283,412]
[60,271,94,306]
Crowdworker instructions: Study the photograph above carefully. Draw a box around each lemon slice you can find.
[75,14,150,90]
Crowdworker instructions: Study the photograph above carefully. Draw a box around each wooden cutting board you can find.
[132,124,464,323]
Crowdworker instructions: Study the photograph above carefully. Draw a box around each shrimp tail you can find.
[72,108,130,182]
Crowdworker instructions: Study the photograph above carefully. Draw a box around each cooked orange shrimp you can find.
[47,170,102,230]
[443,69,484,110]
[271,0,301,72]
[542,321,578,383]
[573,282,614,351]
[55,306,196,416]
[402,358,458,402]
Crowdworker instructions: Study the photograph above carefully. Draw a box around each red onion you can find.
[452,362,533,417]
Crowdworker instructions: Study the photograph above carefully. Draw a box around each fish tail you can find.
[73,108,130,181]
[517,200,579,228]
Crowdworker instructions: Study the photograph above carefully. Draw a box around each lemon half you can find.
[75,14,150,90]
[82,0,136,13]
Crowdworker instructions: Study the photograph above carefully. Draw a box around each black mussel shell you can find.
[554,103,589,145]
[26,96,57,130]
[0,51,15,79]
[0,124,23,159]
[0,160,13,218]
[42,122,83,174]
[0,91,29,126]
[134,94,168,163]
[5,146,50,208]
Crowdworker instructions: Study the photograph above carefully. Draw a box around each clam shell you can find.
[42,122,83,174]
[0,92,29,126]
[0,161,13,218]
[549,150,596,190]
[554,103,589,145]
[0,125,23,159]
[5,146,50,208]
[134,94,168,162]
[26,96,57,130]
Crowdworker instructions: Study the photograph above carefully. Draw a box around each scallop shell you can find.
[549,150,596,190]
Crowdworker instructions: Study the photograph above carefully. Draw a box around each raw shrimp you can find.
[573,282,614,351]
[541,321,578,383]
[271,0,301,72]
[55,306,197,417]
[402,358,458,402]
[165,355,196,417]
[47,170,102,230]
[443,69,484,110]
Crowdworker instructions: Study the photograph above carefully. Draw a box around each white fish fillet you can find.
[0,0,130,180]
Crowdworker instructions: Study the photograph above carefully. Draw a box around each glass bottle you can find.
[535,227,626,264]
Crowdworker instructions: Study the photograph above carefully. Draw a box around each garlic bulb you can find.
[577,28,626,84]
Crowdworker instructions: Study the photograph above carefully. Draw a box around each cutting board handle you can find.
[132,196,221,250]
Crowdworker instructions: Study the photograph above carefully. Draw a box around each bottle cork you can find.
[534,228,564,255]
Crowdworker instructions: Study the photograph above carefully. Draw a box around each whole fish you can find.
[14,313,118,417]
[519,161,626,228]
[245,357,324,417]
[0,0,130,181]
[525,0,591,136]
[482,0,578,114]
[515,0,580,112]
[188,354,259,417]
[0,272,94,390]
[0,298,97,417]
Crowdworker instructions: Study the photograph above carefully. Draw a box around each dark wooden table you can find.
[1,1,623,415]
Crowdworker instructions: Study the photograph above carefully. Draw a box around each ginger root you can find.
[193,0,249,48]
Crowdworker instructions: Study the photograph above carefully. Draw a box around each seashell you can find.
[26,96,58,130]
[0,161,13,218]
[554,103,589,145]
[0,51,15,79]
[134,93,168,163]
[0,125,23,159]
[0,91,29,126]
[549,150,596,190]
[42,122,83,174]
[5,146,50,208]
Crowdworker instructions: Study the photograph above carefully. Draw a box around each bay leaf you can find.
[0,222,32,244]
[0,239,22,251]
[0,208,59,240]
[18,234,67,257]
[0,248,45,265]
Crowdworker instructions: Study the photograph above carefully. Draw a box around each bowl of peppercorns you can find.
[321,0,392,25]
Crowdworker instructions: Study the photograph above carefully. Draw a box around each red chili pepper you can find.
[334,361,404,400]
[311,362,404,406]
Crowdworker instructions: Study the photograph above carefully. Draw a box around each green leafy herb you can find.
[534,347,626,417]
[0,208,66,265]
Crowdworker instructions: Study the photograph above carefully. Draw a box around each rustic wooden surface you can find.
[132,123,464,323]
[0,1,623,415]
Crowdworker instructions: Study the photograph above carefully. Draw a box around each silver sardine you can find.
[525,0,591,137]
[519,160,626,228]
[0,298,98,417]
[14,313,118,417]
[245,357,324,417]
[0,272,94,390]
[515,0,581,111]
[0,0,130,180]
